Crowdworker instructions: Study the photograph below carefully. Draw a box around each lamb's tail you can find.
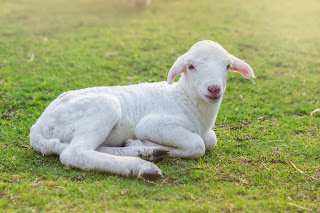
[30,124,67,156]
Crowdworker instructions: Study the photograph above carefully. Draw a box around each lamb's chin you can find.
[200,94,221,104]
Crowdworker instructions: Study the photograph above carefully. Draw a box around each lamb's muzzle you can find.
[206,85,222,101]
[29,40,255,180]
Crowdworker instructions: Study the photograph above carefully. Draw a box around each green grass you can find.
[1,0,320,212]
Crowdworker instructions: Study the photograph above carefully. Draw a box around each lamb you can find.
[30,40,255,180]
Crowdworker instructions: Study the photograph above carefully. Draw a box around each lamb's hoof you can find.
[153,149,169,157]
[141,148,169,163]
[141,169,163,181]
[153,149,169,163]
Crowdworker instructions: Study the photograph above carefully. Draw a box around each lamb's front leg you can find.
[135,116,206,159]
[96,145,168,163]
[203,130,217,150]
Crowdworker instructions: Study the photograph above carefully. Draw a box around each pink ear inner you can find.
[230,55,255,79]
[167,55,186,84]
[168,68,179,83]
[230,66,250,77]
[167,69,176,84]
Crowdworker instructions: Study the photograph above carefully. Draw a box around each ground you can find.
[0,0,319,212]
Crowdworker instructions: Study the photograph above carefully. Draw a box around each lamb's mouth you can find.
[204,95,221,102]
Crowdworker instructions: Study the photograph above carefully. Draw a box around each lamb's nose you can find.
[207,85,221,94]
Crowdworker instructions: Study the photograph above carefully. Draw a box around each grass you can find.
[1,0,320,212]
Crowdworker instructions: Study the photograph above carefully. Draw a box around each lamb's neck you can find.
[174,79,221,133]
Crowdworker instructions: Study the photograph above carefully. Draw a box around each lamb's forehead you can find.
[185,40,230,63]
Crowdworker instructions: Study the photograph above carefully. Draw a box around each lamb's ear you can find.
[230,55,255,79]
[167,55,186,84]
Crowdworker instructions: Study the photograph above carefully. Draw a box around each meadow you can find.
[1,0,319,212]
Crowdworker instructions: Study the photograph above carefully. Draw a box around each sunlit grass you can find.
[1,0,319,212]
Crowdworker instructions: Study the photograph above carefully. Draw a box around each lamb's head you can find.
[167,40,255,103]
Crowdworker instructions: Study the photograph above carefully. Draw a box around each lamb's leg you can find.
[124,139,172,149]
[30,124,68,156]
[135,116,206,159]
[60,135,163,180]
[203,130,217,150]
[97,145,169,163]
[58,96,162,180]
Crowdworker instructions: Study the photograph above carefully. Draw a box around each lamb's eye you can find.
[188,64,195,70]
[226,64,231,69]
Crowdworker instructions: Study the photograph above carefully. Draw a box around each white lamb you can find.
[30,40,255,180]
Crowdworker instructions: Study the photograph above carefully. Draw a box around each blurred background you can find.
[1,0,319,117]
[1,0,319,82]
